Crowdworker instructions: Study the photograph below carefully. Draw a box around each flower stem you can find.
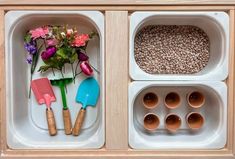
[90,64,100,74]
[74,70,82,78]
[29,42,43,98]
[60,69,64,78]
[75,60,80,75]
[52,68,55,76]
[28,74,32,98]
[43,39,47,48]
[71,64,75,84]
[60,69,67,93]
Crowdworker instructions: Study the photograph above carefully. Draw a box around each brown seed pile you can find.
[134,25,210,74]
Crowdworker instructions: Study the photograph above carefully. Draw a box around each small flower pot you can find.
[143,113,160,131]
[165,92,180,109]
[187,91,205,108]
[186,112,204,130]
[142,92,159,109]
[165,114,181,133]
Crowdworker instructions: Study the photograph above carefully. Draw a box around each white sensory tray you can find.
[129,11,229,81]
[129,81,227,149]
[5,11,105,149]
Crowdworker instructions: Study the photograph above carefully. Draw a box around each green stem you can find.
[74,70,82,78]
[75,60,80,75]
[60,69,64,78]
[71,64,75,84]
[28,74,32,98]
[43,39,47,48]
[90,64,100,74]
[29,43,43,98]
[52,68,55,76]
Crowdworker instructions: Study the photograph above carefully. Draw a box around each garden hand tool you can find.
[51,78,73,135]
[31,78,57,136]
[72,77,100,136]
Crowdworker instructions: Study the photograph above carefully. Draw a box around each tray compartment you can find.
[129,81,227,149]
[5,11,104,149]
[129,12,229,81]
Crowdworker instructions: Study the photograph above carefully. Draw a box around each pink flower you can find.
[66,29,73,37]
[71,34,89,47]
[30,26,49,40]
[80,61,93,76]
[46,39,58,46]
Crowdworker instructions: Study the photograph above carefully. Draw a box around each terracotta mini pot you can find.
[164,92,180,109]
[143,113,160,131]
[142,92,159,109]
[187,91,205,108]
[186,112,204,130]
[165,114,181,132]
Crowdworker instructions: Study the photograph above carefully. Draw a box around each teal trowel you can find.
[72,77,100,136]
[50,78,73,135]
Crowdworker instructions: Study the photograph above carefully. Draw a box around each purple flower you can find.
[26,55,33,64]
[24,41,37,55]
[78,52,89,61]
[41,47,56,60]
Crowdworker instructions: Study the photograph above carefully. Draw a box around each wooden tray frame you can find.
[0,3,235,159]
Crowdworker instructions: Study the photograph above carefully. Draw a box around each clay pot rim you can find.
[187,91,205,108]
[164,113,182,132]
[186,112,204,130]
[142,92,159,109]
[143,113,160,131]
[164,92,181,109]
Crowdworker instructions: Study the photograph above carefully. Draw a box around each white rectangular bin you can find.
[5,11,105,149]
[129,81,227,149]
[129,12,229,81]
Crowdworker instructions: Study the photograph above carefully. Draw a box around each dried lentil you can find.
[134,25,210,74]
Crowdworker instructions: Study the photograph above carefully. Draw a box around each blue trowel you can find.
[72,77,100,136]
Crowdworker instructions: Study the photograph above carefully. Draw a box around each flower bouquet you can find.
[24,25,96,81]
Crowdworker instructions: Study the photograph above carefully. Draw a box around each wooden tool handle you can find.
[72,108,86,136]
[46,108,57,136]
[63,108,72,135]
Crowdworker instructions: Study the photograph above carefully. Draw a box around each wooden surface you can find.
[0,9,6,153]
[46,108,57,136]
[0,5,234,159]
[72,108,86,136]
[62,109,72,135]
[0,0,235,5]
[105,11,128,150]
[228,9,235,154]
[0,5,234,10]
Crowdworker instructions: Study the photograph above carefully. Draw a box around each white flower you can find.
[61,32,66,38]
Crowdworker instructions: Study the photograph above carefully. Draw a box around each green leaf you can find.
[56,48,68,59]
[24,33,32,43]
[70,53,78,64]
[38,65,51,72]
[89,31,98,39]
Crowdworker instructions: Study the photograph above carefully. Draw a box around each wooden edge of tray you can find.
[0,0,235,6]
